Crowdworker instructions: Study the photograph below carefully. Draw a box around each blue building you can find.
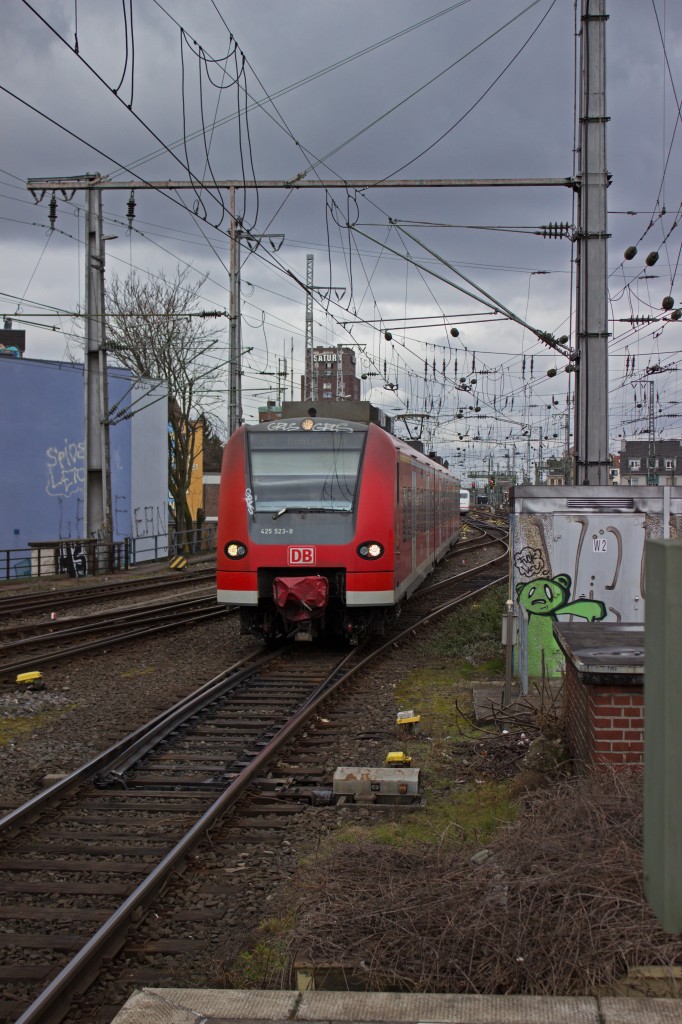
[0,357,168,574]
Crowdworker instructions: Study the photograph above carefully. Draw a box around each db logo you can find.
[288,546,316,566]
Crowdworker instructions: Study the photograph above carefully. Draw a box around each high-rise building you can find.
[301,345,361,402]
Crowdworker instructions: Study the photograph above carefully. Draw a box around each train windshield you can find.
[248,429,366,512]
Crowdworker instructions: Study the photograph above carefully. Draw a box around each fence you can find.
[129,524,217,564]
[0,540,129,581]
[0,525,218,583]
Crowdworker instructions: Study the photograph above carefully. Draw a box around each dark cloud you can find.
[1,0,680,466]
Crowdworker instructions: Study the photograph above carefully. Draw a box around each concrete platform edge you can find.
[111,988,682,1024]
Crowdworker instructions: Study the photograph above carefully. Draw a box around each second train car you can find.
[216,402,461,641]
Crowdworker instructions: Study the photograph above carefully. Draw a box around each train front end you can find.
[216,415,396,641]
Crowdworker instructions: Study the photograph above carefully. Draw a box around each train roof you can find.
[281,399,392,432]
[244,406,457,479]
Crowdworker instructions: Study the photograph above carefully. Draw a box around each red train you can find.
[216,402,461,641]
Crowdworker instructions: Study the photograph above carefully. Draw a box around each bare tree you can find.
[106,267,223,537]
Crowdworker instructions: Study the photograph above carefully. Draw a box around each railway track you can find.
[1,530,509,1024]
[0,567,215,620]
[0,592,228,681]
[0,646,356,1023]
[0,524,505,683]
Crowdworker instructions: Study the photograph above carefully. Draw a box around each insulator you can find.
[558,335,569,345]
[547,367,557,378]
[645,251,660,267]
[624,246,638,260]
[48,193,57,231]
[662,296,674,310]
[126,190,136,230]
[450,327,459,337]
[671,309,682,321]
[384,330,392,341]
[474,405,481,413]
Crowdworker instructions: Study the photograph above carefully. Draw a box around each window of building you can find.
[629,458,640,470]
[665,458,674,470]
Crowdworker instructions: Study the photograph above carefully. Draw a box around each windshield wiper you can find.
[271,506,350,519]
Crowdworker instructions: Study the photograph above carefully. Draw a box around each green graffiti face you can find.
[516,575,569,616]
[515,572,607,680]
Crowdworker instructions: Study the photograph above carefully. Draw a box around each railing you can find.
[0,540,130,582]
[170,523,217,557]
[129,524,217,563]
[0,525,217,583]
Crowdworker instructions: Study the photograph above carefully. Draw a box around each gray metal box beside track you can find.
[333,766,420,797]
[510,485,682,692]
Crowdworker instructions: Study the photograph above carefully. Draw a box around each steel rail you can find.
[0,646,280,838]
[13,644,360,1024]
[0,568,215,617]
[0,591,216,647]
[0,604,228,679]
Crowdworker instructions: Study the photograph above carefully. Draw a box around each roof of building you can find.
[620,438,682,457]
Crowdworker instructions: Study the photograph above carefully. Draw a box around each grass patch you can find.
[0,708,63,749]
[218,916,291,988]
[434,583,508,671]
[341,780,517,849]
[395,666,480,740]
[0,708,74,748]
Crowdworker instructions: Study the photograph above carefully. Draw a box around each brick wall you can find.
[564,662,644,772]
[203,475,221,521]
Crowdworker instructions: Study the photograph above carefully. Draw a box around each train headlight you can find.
[225,541,248,559]
[357,541,384,560]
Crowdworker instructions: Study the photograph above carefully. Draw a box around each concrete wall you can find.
[0,358,167,569]
[129,378,169,552]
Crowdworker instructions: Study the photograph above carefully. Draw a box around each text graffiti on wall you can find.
[58,542,88,578]
[132,504,167,538]
[46,440,85,497]
[514,546,549,579]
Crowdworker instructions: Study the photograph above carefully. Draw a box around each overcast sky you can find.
[1,0,680,477]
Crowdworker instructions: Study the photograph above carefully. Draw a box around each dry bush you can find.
[282,772,682,995]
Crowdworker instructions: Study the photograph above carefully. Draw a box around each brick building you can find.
[302,345,361,402]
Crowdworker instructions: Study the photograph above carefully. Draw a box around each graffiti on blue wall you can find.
[46,440,85,498]
[57,541,88,578]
